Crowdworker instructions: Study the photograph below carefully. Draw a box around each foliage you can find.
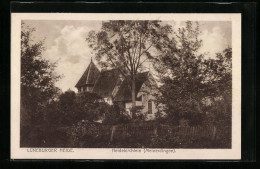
[66,121,226,148]
[21,21,232,149]
[102,103,131,125]
[51,90,131,126]
[153,21,232,127]
[86,20,172,110]
[48,90,119,126]
[74,91,106,122]
[20,23,61,147]
[21,23,60,105]
[130,106,147,121]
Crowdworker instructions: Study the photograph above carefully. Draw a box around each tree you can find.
[211,47,232,114]
[58,90,78,125]
[154,21,232,126]
[75,91,107,122]
[21,23,60,102]
[86,21,172,111]
[20,23,61,146]
[153,21,203,124]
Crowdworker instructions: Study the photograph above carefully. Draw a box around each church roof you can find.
[75,59,151,102]
[114,72,149,102]
[92,69,121,98]
[75,60,100,88]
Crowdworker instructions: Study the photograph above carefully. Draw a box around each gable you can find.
[114,72,149,102]
[92,69,121,98]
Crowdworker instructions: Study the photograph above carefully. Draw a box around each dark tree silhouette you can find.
[20,23,61,146]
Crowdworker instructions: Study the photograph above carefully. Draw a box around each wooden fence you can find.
[109,123,217,143]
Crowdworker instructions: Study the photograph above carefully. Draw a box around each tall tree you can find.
[20,23,61,146]
[86,20,171,109]
[21,23,60,106]
[154,21,232,125]
[207,47,232,114]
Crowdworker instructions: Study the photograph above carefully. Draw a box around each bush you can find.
[67,120,111,148]
[103,104,131,125]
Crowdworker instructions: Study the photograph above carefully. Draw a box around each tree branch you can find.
[106,51,127,78]
[135,40,155,72]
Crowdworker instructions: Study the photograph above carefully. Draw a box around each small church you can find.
[75,59,158,120]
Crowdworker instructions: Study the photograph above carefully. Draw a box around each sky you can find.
[23,20,232,92]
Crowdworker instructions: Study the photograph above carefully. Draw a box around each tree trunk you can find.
[194,99,202,114]
[131,80,136,106]
[131,76,136,118]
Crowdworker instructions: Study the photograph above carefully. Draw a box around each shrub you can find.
[67,120,111,148]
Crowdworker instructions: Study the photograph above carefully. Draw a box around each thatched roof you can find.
[75,60,100,88]
[114,72,149,102]
[92,69,121,98]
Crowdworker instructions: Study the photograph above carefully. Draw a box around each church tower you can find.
[75,58,100,92]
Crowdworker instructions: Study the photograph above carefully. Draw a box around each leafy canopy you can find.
[153,21,232,125]
[86,20,172,78]
[21,22,61,103]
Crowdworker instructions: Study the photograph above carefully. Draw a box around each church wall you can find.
[124,94,157,121]
[140,94,157,121]
[125,101,143,117]
[104,97,113,105]
[86,86,93,92]
[122,75,159,121]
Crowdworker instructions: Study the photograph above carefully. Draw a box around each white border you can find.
[11,13,241,160]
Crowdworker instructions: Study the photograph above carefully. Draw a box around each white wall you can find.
[104,97,113,105]
[141,94,157,120]
[124,73,160,120]
[125,95,157,121]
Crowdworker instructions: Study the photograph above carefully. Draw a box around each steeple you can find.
[75,58,100,92]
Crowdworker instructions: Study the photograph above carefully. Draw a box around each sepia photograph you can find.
[11,13,241,159]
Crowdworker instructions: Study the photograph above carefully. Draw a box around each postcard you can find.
[11,13,241,159]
